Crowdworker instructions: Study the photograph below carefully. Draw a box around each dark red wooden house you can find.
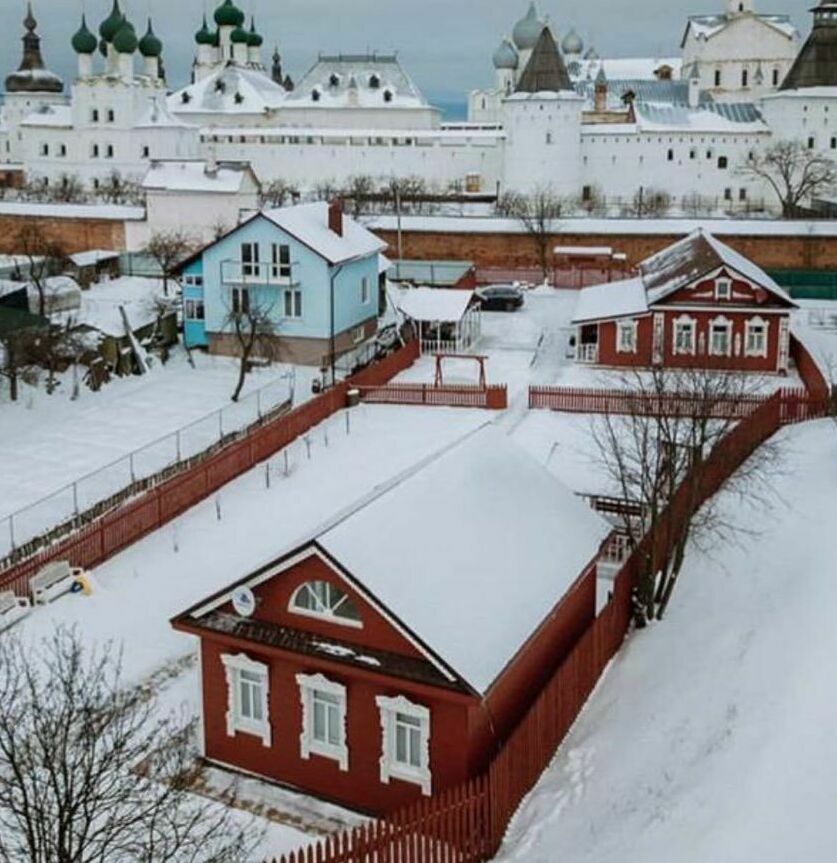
[571,229,797,373]
[172,425,611,814]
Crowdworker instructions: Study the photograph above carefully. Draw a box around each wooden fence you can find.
[0,341,421,598]
[357,384,508,410]
[269,386,812,863]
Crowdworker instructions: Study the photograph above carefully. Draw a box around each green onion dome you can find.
[214,0,245,28]
[112,20,138,54]
[230,25,250,44]
[248,18,263,47]
[99,0,124,42]
[72,15,98,54]
[195,15,215,45]
[138,20,163,57]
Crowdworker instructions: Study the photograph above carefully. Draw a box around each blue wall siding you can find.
[198,215,378,343]
[181,259,207,348]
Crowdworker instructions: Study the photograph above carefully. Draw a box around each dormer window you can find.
[311,89,321,102]
[215,80,226,94]
[181,91,191,104]
[290,580,361,627]
[369,74,381,89]
[234,92,244,104]
[329,73,340,88]
[383,89,393,103]
[715,277,731,300]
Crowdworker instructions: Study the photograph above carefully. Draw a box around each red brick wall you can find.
[375,229,837,272]
[0,215,128,255]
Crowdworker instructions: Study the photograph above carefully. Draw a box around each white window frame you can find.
[616,319,638,354]
[283,288,302,318]
[353,325,365,344]
[296,673,348,771]
[709,315,732,357]
[272,243,292,280]
[220,653,271,747]
[672,315,696,356]
[745,316,769,358]
[289,580,362,628]
[715,277,732,301]
[241,242,260,278]
[376,694,431,795]
[184,299,205,321]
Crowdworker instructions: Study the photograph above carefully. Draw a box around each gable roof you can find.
[142,159,259,194]
[681,12,797,48]
[178,424,611,695]
[515,27,574,94]
[640,229,793,304]
[572,229,796,324]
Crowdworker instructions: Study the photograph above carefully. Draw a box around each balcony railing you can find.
[220,260,296,286]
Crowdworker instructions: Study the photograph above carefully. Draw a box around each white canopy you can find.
[394,287,474,323]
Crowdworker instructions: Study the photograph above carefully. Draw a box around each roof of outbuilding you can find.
[515,27,574,94]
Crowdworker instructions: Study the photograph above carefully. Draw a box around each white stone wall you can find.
[760,91,837,155]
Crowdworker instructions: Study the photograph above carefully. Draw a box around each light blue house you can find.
[178,201,386,367]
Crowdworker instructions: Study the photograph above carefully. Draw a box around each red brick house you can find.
[171,425,611,814]
[571,229,797,374]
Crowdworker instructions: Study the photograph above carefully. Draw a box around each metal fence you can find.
[0,374,294,559]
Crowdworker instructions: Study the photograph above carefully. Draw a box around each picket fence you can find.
[0,342,421,599]
[268,385,813,863]
[357,383,508,410]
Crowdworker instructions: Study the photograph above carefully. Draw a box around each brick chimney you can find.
[328,198,344,237]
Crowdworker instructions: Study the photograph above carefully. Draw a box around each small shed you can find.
[389,259,477,290]
[393,286,481,354]
[68,250,121,289]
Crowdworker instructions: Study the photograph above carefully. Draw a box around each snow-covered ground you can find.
[0,349,302,555]
[497,418,837,863]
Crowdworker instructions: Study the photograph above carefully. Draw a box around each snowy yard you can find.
[497,418,837,863]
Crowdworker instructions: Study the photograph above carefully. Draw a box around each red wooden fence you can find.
[269,386,808,863]
[357,383,508,410]
[0,342,421,598]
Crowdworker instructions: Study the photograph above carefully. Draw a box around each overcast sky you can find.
[0,0,815,102]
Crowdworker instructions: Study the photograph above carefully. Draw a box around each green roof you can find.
[99,0,124,42]
[138,19,163,57]
[113,20,138,54]
[214,0,245,27]
[72,15,98,54]
[195,15,215,46]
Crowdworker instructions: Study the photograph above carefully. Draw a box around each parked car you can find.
[475,285,525,311]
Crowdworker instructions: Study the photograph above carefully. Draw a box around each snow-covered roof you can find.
[393,287,474,323]
[633,101,767,133]
[0,201,145,221]
[640,229,793,305]
[683,12,797,44]
[572,277,648,324]
[169,64,287,116]
[262,202,386,265]
[573,57,682,82]
[288,53,430,110]
[69,276,165,337]
[142,160,257,194]
[188,424,611,694]
[69,249,120,267]
[135,97,195,129]
[20,103,72,128]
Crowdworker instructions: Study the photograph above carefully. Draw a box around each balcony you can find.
[220,259,296,287]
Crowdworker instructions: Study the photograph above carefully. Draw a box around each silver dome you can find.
[512,2,544,50]
[493,38,519,70]
[562,28,584,56]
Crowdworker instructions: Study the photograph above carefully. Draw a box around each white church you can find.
[1,0,836,211]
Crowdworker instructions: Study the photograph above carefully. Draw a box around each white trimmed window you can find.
[272,243,291,279]
[284,288,302,318]
[710,317,732,356]
[673,315,696,355]
[376,695,431,795]
[715,277,732,301]
[296,673,348,770]
[221,653,271,746]
[289,580,362,627]
[616,319,637,353]
[745,317,768,357]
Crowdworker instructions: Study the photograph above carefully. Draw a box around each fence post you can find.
[72,482,79,517]
[218,410,224,439]
[176,429,182,462]
[129,453,136,484]
[8,515,14,552]
[257,389,262,420]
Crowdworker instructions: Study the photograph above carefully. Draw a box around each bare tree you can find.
[0,627,261,863]
[97,170,145,206]
[628,186,672,218]
[224,290,279,402]
[12,220,66,318]
[52,173,87,204]
[591,366,781,625]
[498,185,565,281]
[737,140,837,218]
[311,178,341,203]
[143,230,197,297]
[681,191,716,217]
[342,174,376,218]
[260,178,299,209]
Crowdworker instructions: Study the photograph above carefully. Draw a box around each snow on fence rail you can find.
[266,387,818,863]
[0,342,421,596]
[0,375,294,559]
[357,383,508,410]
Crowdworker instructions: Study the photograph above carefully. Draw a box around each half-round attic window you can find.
[290,580,361,626]
[311,89,321,102]
[369,74,381,89]
[329,73,340,87]
[383,89,393,103]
